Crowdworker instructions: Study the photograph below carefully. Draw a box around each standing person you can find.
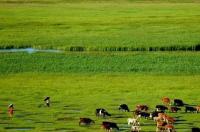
[8,104,14,117]
[44,97,50,107]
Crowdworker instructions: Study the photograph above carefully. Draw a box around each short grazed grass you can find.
[0,73,200,131]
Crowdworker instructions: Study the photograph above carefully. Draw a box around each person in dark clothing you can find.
[44,97,50,107]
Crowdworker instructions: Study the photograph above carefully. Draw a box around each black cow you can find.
[192,127,200,132]
[156,105,168,111]
[79,118,95,126]
[96,108,111,117]
[102,121,119,131]
[174,99,184,106]
[150,111,164,119]
[185,106,197,113]
[138,111,150,119]
[119,104,130,112]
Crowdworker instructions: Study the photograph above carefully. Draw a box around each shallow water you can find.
[4,127,35,130]
[0,48,62,54]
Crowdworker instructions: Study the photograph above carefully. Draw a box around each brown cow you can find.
[79,118,95,126]
[164,124,176,132]
[196,106,200,113]
[162,97,171,105]
[102,121,119,131]
[169,106,181,113]
[136,105,149,111]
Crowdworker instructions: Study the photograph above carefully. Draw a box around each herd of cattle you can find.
[79,97,200,132]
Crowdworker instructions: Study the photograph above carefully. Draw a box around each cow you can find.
[156,121,167,132]
[196,106,200,113]
[156,105,168,112]
[164,124,176,132]
[79,118,95,126]
[102,121,119,131]
[96,108,111,117]
[169,106,181,113]
[137,112,150,119]
[162,97,171,105]
[136,105,149,111]
[192,127,200,132]
[131,125,141,132]
[150,111,164,120]
[174,99,184,106]
[119,104,130,112]
[127,116,140,126]
[185,106,197,113]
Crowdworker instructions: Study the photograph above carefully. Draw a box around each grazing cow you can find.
[102,121,119,131]
[162,97,171,105]
[192,127,200,132]
[133,109,141,116]
[79,118,95,126]
[131,125,141,132]
[174,99,184,106]
[196,106,200,113]
[164,124,176,132]
[169,106,181,113]
[136,105,148,111]
[156,121,167,132]
[127,116,140,125]
[156,105,168,112]
[185,106,197,113]
[138,112,150,119]
[164,115,176,124]
[150,111,164,119]
[96,108,111,117]
[119,104,130,112]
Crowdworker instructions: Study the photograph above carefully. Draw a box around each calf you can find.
[136,105,148,111]
[170,106,181,113]
[185,106,197,113]
[102,121,119,131]
[174,99,184,106]
[79,118,95,126]
[156,105,168,112]
[119,104,130,112]
[96,108,111,117]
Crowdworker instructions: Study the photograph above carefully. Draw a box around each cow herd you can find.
[79,97,200,132]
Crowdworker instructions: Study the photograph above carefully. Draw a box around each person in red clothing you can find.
[8,104,14,117]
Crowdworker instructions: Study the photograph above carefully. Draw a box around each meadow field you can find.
[1,0,200,131]
[0,0,200,51]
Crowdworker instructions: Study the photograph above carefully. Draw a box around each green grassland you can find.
[1,0,200,131]
[0,1,200,50]
[0,52,200,131]
[1,52,200,74]
[0,73,200,131]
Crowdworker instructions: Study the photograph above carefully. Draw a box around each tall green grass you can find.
[1,52,200,74]
[0,2,200,50]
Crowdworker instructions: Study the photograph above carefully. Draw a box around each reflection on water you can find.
[0,48,62,54]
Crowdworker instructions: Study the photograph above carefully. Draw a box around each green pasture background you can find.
[1,0,200,131]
